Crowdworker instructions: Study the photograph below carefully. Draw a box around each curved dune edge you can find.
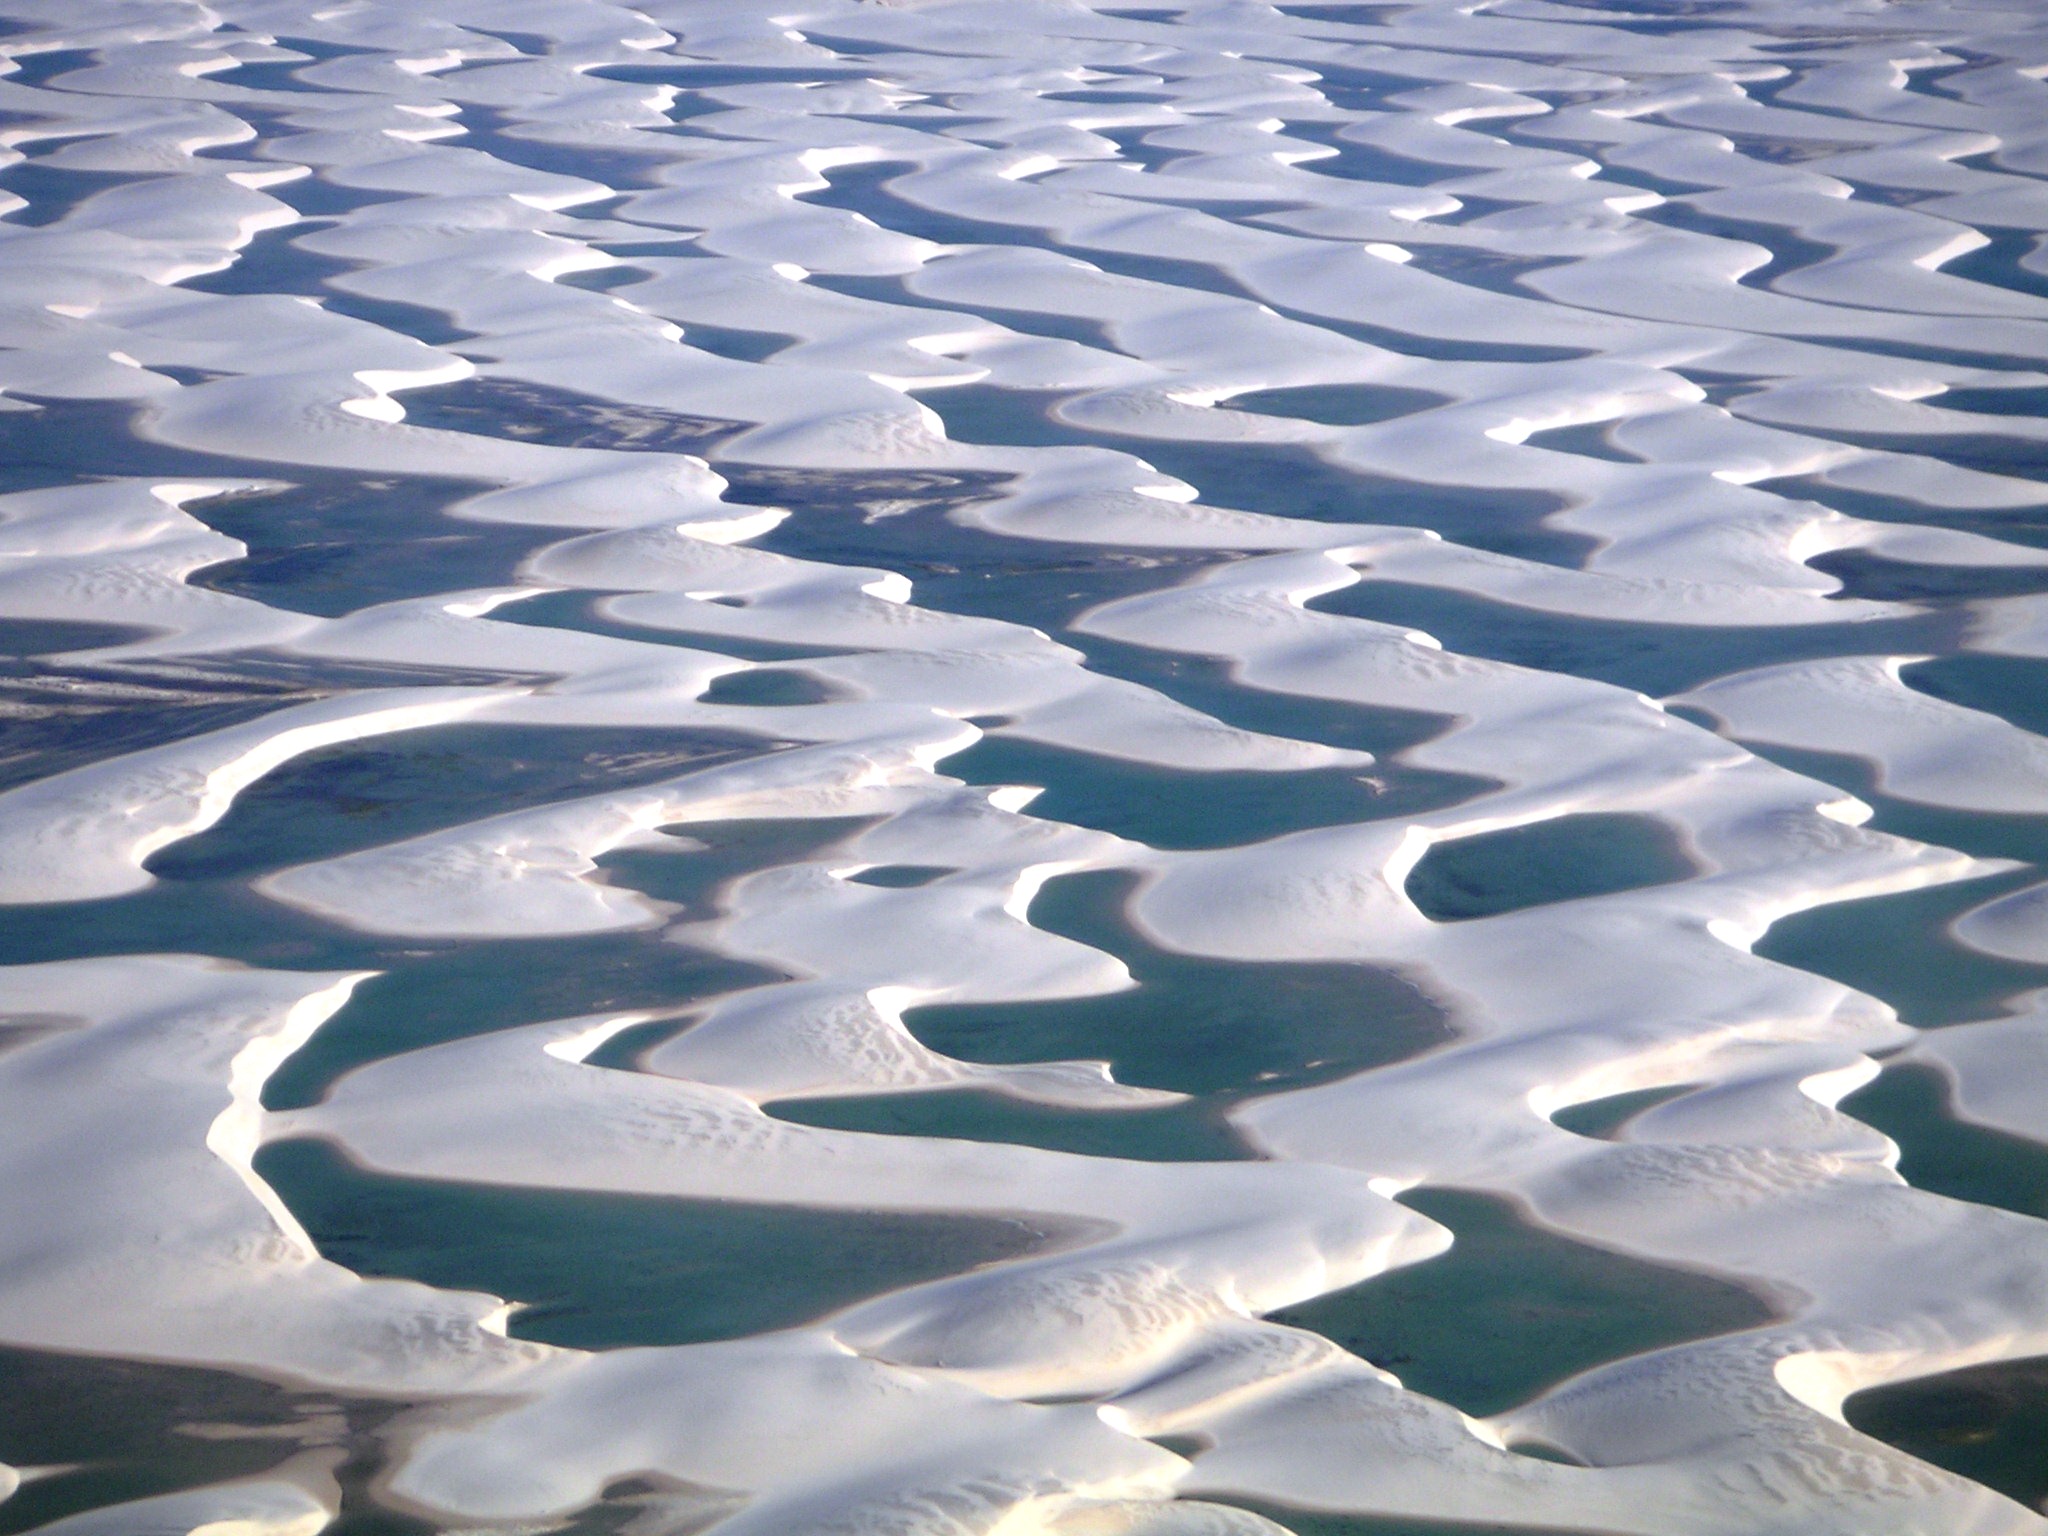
[3,0,2048,1533]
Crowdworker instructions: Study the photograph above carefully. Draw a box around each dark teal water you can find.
[1847,1355,2048,1513]
[1268,1188,1776,1418]
[148,723,769,881]
[256,1138,1055,1351]
[1550,1084,1698,1141]
[0,1346,426,1536]
[940,734,1399,850]
[1841,1064,2048,1224]
[1404,814,1696,921]
[1756,866,2048,1027]
[399,375,745,457]
[8,14,2048,1532]
[905,870,1450,1098]
[1309,580,1960,698]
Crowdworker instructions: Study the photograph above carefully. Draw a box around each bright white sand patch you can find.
[4,0,2048,1532]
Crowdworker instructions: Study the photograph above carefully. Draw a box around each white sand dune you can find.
[5,0,2048,1533]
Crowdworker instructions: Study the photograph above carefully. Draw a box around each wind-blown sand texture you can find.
[3,0,2048,1532]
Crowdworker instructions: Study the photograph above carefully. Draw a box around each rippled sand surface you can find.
[3,0,2048,1531]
